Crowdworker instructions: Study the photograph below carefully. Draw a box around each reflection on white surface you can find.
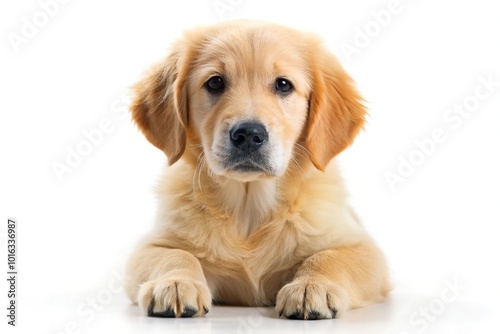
[21,286,497,334]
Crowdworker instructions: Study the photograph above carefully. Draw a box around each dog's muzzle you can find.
[225,121,271,173]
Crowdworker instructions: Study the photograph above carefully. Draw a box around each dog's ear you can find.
[130,42,190,165]
[306,47,366,171]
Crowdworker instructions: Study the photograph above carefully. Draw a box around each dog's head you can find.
[131,21,366,181]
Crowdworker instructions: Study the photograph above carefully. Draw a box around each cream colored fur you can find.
[125,20,389,320]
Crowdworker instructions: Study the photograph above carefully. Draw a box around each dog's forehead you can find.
[191,24,311,91]
[210,28,303,60]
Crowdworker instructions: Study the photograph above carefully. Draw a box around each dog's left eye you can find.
[275,78,293,94]
[205,76,225,94]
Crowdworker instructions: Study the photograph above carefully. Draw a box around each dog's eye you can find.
[205,76,225,94]
[275,78,293,94]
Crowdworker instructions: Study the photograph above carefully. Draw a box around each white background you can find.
[1,0,500,333]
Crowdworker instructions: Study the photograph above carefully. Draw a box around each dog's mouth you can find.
[231,163,267,173]
[225,159,272,173]
[222,155,276,178]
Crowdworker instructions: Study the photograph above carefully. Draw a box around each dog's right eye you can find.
[205,76,225,94]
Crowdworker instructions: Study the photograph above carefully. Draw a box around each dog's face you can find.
[188,26,312,181]
[131,21,366,180]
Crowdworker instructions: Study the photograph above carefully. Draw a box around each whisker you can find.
[198,157,208,200]
[192,152,208,202]
[293,142,312,159]
[288,157,306,181]
[280,141,310,180]
[187,143,203,150]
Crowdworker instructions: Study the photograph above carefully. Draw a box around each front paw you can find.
[275,278,350,320]
[138,277,212,318]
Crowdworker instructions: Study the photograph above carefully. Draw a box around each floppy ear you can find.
[306,48,366,171]
[130,43,190,165]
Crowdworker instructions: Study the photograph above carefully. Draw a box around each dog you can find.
[125,20,389,320]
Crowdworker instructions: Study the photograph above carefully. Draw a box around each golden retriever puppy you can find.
[125,20,389,320]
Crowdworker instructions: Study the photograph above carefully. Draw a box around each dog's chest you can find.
[200,210,330,305]
[185,177,343,304]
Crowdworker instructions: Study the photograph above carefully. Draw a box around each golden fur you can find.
[125,20,389,320]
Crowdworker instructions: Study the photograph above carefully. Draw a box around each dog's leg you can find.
[275,241,389,320]
[125,245,212,317]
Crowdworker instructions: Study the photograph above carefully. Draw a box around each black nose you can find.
[229,122,268,152]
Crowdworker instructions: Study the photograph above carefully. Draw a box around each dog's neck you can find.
[214,177,278,238]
